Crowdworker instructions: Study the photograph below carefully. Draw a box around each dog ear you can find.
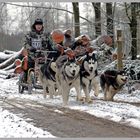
[93,53,98,60]
[50,62,57,72]
[76,55,86,65]
[119,70,126,75]
[66,49,76,60]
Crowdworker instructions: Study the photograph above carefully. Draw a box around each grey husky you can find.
[55,55,82,106]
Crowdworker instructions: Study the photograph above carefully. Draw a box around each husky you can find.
[100,70,127,101]
[39,60,57,99]
[55,54,82,106]
[80,52,100,103]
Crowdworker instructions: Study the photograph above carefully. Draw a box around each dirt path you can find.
[0,97,140,138]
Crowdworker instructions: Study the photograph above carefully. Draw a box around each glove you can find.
[29,47,36,52]
[56,44,64,55]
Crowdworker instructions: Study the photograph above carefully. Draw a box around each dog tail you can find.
[100,74,106,90]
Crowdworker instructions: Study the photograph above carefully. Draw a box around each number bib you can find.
[31,38,42,49]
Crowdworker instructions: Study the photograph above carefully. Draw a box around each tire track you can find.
[0,96,140,137]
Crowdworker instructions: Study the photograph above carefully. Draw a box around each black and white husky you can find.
[100,70,127,101]
[55,55,82,106]
[39,60,57,98]
[80,52,100,103]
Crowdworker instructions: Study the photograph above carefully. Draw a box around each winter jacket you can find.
[23,25,55,59]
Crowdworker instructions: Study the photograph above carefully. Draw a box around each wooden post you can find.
[117,30,123,71]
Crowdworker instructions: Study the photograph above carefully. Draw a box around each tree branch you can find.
[3,2,93,24]
[124,3,132,23]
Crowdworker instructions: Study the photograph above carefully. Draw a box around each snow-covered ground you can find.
[0,107,55,138]
[0,74,140,138]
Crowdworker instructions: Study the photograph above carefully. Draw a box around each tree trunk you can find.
[106,3,114,47]
[92,3,101,38]
[72,2,80,37]
[130,3,137,60]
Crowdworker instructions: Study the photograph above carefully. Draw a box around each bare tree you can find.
[72,2,80,37]
[106,3,114,46]
[125,3,140,59]
[0,3,9,50]
[92,3,101,37]
[130,3,137,59]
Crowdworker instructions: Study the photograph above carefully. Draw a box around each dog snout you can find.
[72,70,76,74]
[90,67,93,71]
[122,76,128,82]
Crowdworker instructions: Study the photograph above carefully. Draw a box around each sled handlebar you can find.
[35,50,57,53]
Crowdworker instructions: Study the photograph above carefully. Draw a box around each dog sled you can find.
[15,49,56,94]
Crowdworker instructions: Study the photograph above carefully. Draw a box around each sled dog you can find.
[80,52,99,103]
[100,70,127,101]
[39,60,57,98]
[55,55,82,106]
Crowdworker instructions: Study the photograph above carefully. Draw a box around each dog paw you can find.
[85,98,93,104]
[77,97,85,102]
[94,92,99,97]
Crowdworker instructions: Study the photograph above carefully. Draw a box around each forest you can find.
[0,2,140,60]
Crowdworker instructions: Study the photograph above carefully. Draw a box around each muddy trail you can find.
[0,97,140,138]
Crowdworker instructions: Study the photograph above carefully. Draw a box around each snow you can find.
[0,75,140,138]
[0,52,13,60]
[0,108,55,138]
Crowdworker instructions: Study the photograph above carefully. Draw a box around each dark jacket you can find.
[24,24,55,59]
